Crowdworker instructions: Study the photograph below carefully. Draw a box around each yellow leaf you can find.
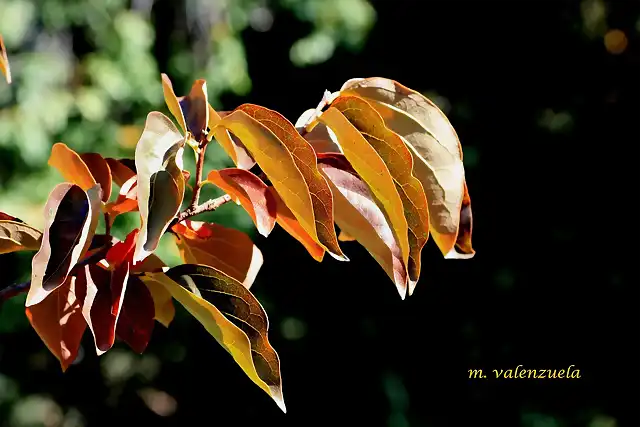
[0,34,11,84]
[208,105,256,169]
[338,230,356,242]
[137,271,175,328]
[237,104,347,261]
[0,220,42,254]
[330,95,430,294]
[161,74,187,134]
[142,265,286,412]
[340,77,473,259]
[317,107,410,273]
[133,112,186,263]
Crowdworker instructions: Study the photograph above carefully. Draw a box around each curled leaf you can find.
[134,112,186,263]
[0,220,42,254]
[447,180,475,259]
[27,183,102,307]
[330,95,430,294]
[25,276,87,371]
[340,77,473,258]
[172,220,264,289]
[143,264,285,412]
[317,154,408,297]
[206,168,276,237]
[0,34,11,84]
[237,104,346,261]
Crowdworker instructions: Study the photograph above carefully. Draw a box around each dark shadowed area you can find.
[0,0,638,426]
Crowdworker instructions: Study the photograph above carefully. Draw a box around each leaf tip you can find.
[270,386,286,413]
[444,249,475,260]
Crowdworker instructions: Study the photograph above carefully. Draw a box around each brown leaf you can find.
[330,95,430,294]
[27,183,102,307]
[237,104,347,261]
[80,153,112,202]
[317,105,409,272]
[172,220,264,289]
[178,79,209,142]
[133,112,186,263]
[0,34,11,84]
[105,158,136,187]
[317,154,408,297]
[48,143,97,192]
[340,77,473,259]
[116,276,155,354]
[25,276,87,371]
[268,188,324,262]
[449,180,475,258]
[0,220,42,254]
[206,168,276,237]
[143,264,285,412]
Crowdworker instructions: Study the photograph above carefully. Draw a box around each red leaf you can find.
[25,277,87,371]
[116,276,155,354]
[105,229,139,268]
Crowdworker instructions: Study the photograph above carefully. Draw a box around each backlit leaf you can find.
[0,34,11,84]
[48,143,97,192]
[218,110,316,247]
[80,153,112,202]
[206,168,276,237]
[137,269,175,328]
[0,220,42,254]
[268,188,324,262]
[116,276,155,354]
[27,183,102,307]
[134,112,186,263]
[161,73,187,134]
[208,105,256,169]
[178,79,209,142]
[448,181,475,259]
[317,154,408,297]
[104,175,138,223]
[340,77,473,258]
[173,220,264,289]
[105,158,136,187]
[330,95,430,294]
[142,264,285,412]
[237,104,347,261]
[25,277,87,371]
[317,106,409,272]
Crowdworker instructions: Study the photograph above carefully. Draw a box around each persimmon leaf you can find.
[116,276,155,354]
[27,183,102,307]
[142,264,285,412]
[161,73,187,134]
[237,104,347,261]
[0,220,43,254]
[448,180,475,258]
[137,268,175,328]
[172,220,264,289]
[0,34,11,84]
[268,187,325,262]
[208,105,256,170]
[105,175,138,223]
[48,143,97,192]
[25,276,87,371]
[317,154,408,297]
[317,106,410,272]
[178,79,209,142]
[80,153,112,202]
[105,158,136,187]
[329,95,430,294]
[133,112,186,263]
[340,77,473,259]
[206,168,276,237]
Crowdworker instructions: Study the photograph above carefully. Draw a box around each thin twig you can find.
[189,144,207,210]
[174,193,232,225]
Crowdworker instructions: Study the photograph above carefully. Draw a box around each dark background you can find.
[1,0,638,426]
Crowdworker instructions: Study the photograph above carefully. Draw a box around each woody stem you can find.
[189,144,207,210]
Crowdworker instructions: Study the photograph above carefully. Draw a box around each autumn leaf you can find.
[0,34,11,84]
[116,276,155,354]
[105,158,136,187]
[449,181,475,258]
[178,79,209,142]
[105,175,138,222]
[172,220,264,289]
[48,143,97,193]
[329,95,430,294]
[137,269,175,328]
[25,276,87,371]
[161,74,188,134]
[206,168,276,237]
[338,230,356,242]
[340,77,473,259]
[0,220,43,254]
[134,112,186,263]
[141,264,285,412]
[79,153,112,202]
[295,109,342,154]
[268,187,325,262]
[27,183,102,307]
[317,154,408,297]
[208,105,256,169]
[237,104,346,261]
[317,106,410,272]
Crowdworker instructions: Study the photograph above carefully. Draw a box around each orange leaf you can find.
[80,153,112,202]
[48,143,97,192]
[27,183,102,307]
[209,104,256,169]
[172,220,264,289]
[318,107,409,271]
[0,34,11,84]
[105,229,138,268]
[105,158,136,187]
[206,168,276,237]
[25,277,87,371]
[237,104,347,261]
[338,230,356,242]
[330,95,430,294]
[104,175,138,223]
[317,154,408,297]
[116,276,155,354]
[268,188,324,262]
[449,180,475,258]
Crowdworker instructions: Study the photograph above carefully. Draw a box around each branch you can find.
[188,144,207,210]
[174,193,232,225]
